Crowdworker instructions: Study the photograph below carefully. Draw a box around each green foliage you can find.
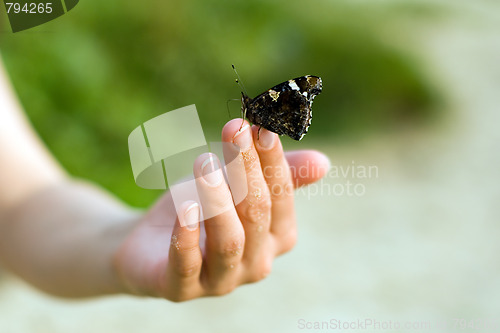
[0,0,439,207]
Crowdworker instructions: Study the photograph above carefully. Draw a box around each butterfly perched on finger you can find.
[233,65,323,141]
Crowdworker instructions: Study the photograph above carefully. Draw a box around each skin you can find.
[0,59,330,301]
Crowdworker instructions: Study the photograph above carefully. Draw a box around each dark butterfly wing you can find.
[243,75,322,141]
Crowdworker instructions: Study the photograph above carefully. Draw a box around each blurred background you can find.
[0,0,441,206]
[0,0,499,332]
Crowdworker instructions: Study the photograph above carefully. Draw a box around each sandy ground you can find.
[1,1,499,332]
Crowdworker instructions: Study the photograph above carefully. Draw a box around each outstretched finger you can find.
[285,150,330,188]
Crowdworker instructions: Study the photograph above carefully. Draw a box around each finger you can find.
[164,201,203,302]
[222,119,274,282]
[193,153,245,295]
[285,150,330,187]
[251,126,296,251]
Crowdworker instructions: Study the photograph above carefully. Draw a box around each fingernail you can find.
[201,154,223,186]
[232,124,252,150]
[257,128,275,149]
[183,202,199,230]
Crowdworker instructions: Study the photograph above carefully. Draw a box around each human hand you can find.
[113,119,330,301]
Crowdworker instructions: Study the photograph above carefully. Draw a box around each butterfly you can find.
[234,67,322,141]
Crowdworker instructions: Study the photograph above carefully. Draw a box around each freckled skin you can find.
[241,75,322,141]
[171,234,180,250]
[241,149,255,163]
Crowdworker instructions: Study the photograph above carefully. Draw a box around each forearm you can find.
[0,180,140,298]
[0,59,141,298]
[0,59,65,211]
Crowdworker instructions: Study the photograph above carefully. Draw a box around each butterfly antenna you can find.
[232,64,248,96]
[232,65,248,130]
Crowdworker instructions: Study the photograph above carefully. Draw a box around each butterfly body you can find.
[241,75,322,141]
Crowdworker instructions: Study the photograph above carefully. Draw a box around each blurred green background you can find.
[0,0,441,207]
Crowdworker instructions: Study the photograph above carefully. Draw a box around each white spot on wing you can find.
[288,80,300,91]
[269,89,280,102]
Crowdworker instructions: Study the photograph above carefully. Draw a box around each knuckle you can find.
[171,236,201,255]
[243,194,272,225]
[244,186,270,206]
[175,260,201,278]
[173,238,199,254]
[218,238,244,259]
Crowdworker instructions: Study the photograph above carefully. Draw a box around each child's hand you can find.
[113,119,330,301]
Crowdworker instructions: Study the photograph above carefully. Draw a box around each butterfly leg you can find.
[232,108,248,142]
[239,107,246,131]
[257,125,262,140]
